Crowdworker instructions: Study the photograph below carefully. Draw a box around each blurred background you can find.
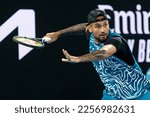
[0,0,149,99]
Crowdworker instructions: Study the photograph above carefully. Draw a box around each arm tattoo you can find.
[79,50,107,62]
[59,23,87,36]
[95,50,107,59]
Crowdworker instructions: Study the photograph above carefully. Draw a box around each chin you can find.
[100,37,106,40]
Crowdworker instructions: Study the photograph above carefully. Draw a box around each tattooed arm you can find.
[57,23,87,36]
[44,23,87,43]
[62,44,117,63]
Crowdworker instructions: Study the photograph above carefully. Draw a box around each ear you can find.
[86,25,92,33]
[107,20,109,25]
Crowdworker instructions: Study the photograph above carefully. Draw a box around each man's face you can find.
[89,19,109,43]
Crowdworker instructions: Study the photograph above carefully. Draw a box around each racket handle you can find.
[42,37,51,43]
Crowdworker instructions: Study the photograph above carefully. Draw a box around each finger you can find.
[62,49,67,55]
[62,49,70,58]
[62,49,65,54]
[61,58,69,62]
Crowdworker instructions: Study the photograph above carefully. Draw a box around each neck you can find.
[94,38,101,44]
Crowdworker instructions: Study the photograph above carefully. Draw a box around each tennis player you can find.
[44,9,150,100]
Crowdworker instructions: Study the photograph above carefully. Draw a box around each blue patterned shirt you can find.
[89,29,150,99]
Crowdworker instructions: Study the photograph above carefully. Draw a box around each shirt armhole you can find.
[104,37,122,51]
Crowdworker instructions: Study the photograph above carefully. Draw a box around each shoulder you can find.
[104,36,123,50]
[109,36,123,43]
[85,29,92,39]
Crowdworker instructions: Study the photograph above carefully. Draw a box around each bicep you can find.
[101,37,122,58]
[100,44,117,58]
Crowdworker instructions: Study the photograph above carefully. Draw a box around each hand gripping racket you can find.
[13,36,51,48]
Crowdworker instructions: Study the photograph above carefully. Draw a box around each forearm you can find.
[78,50,107,62]
[62,45,116,63]
[78,45,117,62]
[62,48,110,63]
[57,23,87,37]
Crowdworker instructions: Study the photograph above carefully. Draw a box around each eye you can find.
[95,24,101,29]
[103,23,108,27]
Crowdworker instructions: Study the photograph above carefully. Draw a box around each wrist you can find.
[57,31,63,38]
[76,57,81,63]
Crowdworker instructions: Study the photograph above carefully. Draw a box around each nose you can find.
[100,27,106,34]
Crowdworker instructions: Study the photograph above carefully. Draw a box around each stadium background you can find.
[0,0,149,99]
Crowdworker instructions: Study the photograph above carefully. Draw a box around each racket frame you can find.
[13,36,45,48]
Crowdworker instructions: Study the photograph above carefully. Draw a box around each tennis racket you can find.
[13,36,51,48]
